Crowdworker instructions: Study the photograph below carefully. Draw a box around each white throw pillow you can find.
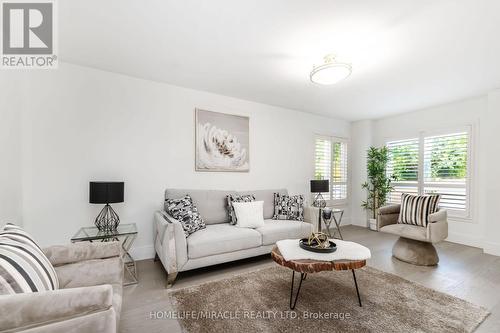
[232,201,265,228]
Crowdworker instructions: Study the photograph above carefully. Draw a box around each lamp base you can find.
[312,193,326,208]
[95,204,120,231]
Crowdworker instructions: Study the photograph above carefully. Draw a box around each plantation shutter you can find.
[314,136,348,201]
[423,132,469,212]
[386,138,419,204]
[314,138,332,200]
[332,141,348,200]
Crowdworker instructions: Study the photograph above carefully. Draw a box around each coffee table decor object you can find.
[273,239,371,309]
[299,232,337,253]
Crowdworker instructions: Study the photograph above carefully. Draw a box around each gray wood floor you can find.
[120,225,500,333]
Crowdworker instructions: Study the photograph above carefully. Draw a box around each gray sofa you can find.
[0,242,123,333]
[154,189,314,287]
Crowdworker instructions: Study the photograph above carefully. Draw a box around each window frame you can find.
[385,125,473,220]
[313,135,349,205]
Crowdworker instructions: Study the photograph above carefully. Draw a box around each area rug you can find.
[169,266,489,333]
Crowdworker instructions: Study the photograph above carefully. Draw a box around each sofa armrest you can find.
[0,285,114,332]
[426,209,448,243]
[427,219,448,243]
[154,211,188,273]
[43,242,122,267]
[377,204,400,230]
[303,207,319,231]
[429,209,447,223]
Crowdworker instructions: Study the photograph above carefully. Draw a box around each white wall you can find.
[350,120,373,227]
[12,62,350,259]
[482,90,500,255]
[350,94,500,255]
[0,74,23,225]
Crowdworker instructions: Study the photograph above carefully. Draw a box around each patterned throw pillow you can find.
[227,194,256,225]
[398,193,441,227]
[165,195,206,237]
[273,193,305,221]
[0,224,59,295]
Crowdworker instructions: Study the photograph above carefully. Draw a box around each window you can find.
[314,136,348,201]
[386,129,471,218]
[386,138,419,203]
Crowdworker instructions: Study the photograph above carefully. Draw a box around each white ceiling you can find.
[60,0,500,120]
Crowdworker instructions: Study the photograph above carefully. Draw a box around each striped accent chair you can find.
[0,224,124,333]
[377,194,448,266]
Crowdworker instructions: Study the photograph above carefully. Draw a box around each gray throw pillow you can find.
[165,195,206,237]
[273,193,305,221]
[227,194,256,225]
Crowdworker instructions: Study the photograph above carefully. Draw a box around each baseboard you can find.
[129,244,155,260]
[446,232,484,249]
[483,241,500,256]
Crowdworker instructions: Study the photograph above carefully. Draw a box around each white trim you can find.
[446,231,484,249]
[483,241,500,256]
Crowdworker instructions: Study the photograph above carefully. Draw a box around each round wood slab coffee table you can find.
[271,246,366,309]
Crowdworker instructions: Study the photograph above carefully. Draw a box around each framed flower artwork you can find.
[195,109,249,172]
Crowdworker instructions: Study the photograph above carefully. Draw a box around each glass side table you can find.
[71,223,138,286]
[321,208,344,240]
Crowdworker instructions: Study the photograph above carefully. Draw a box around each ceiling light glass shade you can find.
[310,55,352,85]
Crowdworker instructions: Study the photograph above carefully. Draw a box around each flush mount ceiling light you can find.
[310,54,352,85]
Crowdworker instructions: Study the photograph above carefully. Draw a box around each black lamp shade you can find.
[310,179,329,193]
[89,182,124,204]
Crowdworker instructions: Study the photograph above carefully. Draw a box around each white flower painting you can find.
[195,109,249,172]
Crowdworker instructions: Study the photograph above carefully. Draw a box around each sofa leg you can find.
[154,253,159,262]
[392,237,439,266]
[166,272,178,289]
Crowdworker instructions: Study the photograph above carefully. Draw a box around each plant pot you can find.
[369,218,377,231]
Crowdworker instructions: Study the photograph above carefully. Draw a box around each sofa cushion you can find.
[238,189,288,219]
[380,223,428,242]
[165,195,206,237]
[398,193,440,227]
[227,194,256,225]
[166,189,237,225]
[187,224,262,259]
[255,219,313,246]
[233,201,265,228]
[0,224,59,295]
[273,193,305,221]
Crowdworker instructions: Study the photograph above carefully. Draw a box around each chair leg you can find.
[154,253,160,262]
[166,272,178,289]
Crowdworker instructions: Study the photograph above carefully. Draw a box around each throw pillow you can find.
[227,194,256,225]
[165,195,206,237]
[232,201,265,228]
[273,193,305,221]
[0,224,59,295]
[398,193,441,227]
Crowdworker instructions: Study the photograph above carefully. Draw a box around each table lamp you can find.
[89,181,124,231]
[310,179,329,208]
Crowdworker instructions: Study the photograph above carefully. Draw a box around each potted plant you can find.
[361,147,394,231]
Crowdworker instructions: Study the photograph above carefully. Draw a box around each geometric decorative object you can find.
[195,108,249,172]
[89,181,124,231]
[310,54,352,85]
[310,179,329,208]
